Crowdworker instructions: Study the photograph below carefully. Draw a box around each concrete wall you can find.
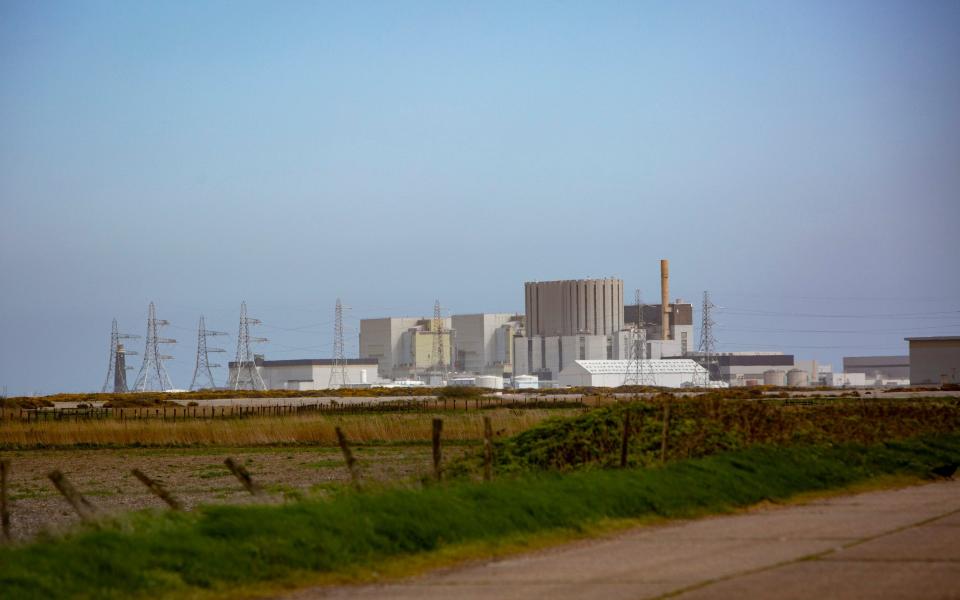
[908,339,960,385]
[228,362,380,390]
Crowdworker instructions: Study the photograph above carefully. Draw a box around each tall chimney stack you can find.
[660,259,670,340]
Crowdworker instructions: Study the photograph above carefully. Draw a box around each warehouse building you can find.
[905,337,960,385]
[226,358,382,390]
[710,352,795,386]
[558,359,714,388]
[842,355,910,386]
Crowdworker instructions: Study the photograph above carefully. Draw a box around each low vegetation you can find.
[0,410,567,449]
[2,435,958,600]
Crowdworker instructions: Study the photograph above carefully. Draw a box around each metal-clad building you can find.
[905,337,960,385]
[558,359,718,388]
[451,313,522,375]
[842,356,910,383]
[525,278,623,336]
[226,358,381,390]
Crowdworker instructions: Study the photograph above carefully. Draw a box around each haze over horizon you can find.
[2,1,959,395]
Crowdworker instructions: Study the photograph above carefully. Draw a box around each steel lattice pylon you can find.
[190,315,228,391]
[133,302,176,392]
[695,290,717,387]
[228,301,267,391]
[624,289,655,387]
[102,318,139,393]
[431,300,447,382]
[328,298,349,389]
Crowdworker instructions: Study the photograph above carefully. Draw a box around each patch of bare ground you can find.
[0,445,467,541]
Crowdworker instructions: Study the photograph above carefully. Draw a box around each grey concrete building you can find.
[451,313,522,375]
[905,337,960,385]
[525,278,623,336]
[624,301,695,355]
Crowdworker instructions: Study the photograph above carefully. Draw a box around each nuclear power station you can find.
[98,258,952,391]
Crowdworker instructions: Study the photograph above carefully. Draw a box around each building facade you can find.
[451,313,523,375]
[226,358,381,390]
[558,359,717,388]
[842,355,910,384]
[905,337,960,385]
[525,278,624,337]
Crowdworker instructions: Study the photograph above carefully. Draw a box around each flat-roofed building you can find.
[226,358,382,390]
[904,337,960,385]
[558,359,723,388]
[842,355,910,384]
[525,278,623,337]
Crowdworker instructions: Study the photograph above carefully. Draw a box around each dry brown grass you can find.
[0,410,569,448]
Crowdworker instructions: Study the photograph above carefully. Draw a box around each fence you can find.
[0,395,593,423]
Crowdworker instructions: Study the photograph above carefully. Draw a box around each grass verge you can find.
[1,434,958,600]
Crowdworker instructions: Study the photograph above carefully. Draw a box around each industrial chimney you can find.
[660,259,670,340]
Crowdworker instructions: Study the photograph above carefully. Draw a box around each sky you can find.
[1,1,958,395]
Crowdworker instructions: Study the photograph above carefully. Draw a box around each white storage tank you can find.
[475,375,504,389]
[787,369,809,387]
[763,370,786,386]
[513,374,539,390]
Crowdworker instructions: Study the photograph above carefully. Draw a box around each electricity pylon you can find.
[228,301,267,390]
[133,302,176,392]
[328,298,349,389]
[624,289,655,386]
[190,315,228,390]
[102,318,139,393]
[695,290,717,387]
[430,300,448,383]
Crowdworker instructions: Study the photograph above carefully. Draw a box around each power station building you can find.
[359,313,522,380]
[226,358,382,390]
[558,359,709,388]
[905,337,960,385]
[842,355,910,386]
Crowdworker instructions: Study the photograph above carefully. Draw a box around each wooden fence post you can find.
[47,470,96,521]
[432,418,443,481]
[335,427,360,486]
[1,460,11,541]
[483,416,494,482]
[660,401,671,464]
[131,469,183,511]
[620,409,631,468]
[224,458,262,496]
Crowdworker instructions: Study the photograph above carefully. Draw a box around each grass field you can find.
[1,435,958,600]
[0,409,570,448]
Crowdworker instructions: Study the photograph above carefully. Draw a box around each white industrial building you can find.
[451,313,522,375]
[558,359,718,388]
[359,316,452,379]
[226,358,382,390]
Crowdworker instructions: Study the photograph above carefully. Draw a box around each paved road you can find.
[286,480,960,600]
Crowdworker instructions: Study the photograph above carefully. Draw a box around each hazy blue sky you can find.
[2,1,958,394]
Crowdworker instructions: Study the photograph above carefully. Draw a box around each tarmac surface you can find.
[285,479,960,600]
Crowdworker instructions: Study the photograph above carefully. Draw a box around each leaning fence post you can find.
[224,458,262,496]
[620,409,632,468]
[660,400,671,464]
[131,469,183,511]
[483,416,494,481]
[48,470,96,521]
[432,418,443,481]
[335,427,360,486]
[1,459,11,541]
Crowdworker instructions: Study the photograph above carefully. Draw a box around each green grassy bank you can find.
[2,434,958,600]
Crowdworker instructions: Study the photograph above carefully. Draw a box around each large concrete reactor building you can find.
[524,278,623,336]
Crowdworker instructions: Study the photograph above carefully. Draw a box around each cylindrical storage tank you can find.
[764,370,786,386]
[475,375,504,390]
[787,369,809,387]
